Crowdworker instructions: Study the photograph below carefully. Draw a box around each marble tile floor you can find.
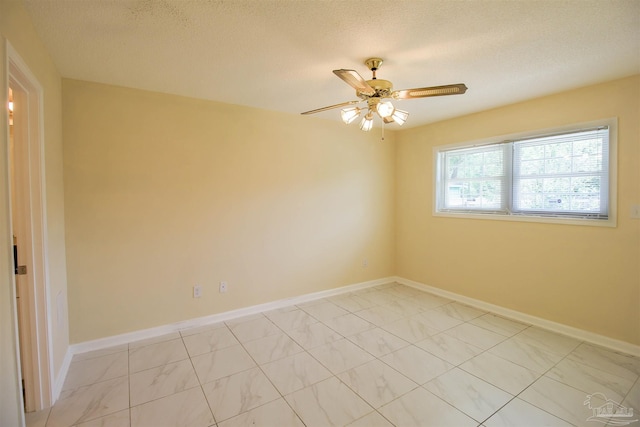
[26,283,640,427]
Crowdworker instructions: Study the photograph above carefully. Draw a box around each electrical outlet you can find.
[631,204,640,219]
[193,285,202,298]
[219,281,228,293]
[362,259,368,268]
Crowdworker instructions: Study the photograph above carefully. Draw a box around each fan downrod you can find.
[365,57,383,81]
[360,57,391,97]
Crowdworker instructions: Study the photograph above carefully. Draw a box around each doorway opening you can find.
[7,42,53,412]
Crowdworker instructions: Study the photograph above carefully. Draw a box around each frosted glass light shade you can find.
[359,114,373,131]
[341,107,361,124]
[392,109,409,125]
[377,101,394,118]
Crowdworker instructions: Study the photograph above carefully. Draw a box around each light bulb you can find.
[377,101,394,118]
[340,107,361,124]
[8,101,13,112]
[359,113,373,131]
[392,109,409,126]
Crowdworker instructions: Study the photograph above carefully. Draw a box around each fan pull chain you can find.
[381,122,385,141]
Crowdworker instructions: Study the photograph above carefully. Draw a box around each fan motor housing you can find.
[358,79,393,99]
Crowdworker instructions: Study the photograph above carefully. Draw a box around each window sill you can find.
[432,210,616,227]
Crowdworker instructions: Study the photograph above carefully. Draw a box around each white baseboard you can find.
[70,277,395,356]
[394,276,640,357]
[52,347,72,402]
[68,274,638,363]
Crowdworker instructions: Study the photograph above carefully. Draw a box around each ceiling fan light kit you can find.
[302,57,467,132]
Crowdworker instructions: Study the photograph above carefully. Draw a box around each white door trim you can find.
[6,41,53,411]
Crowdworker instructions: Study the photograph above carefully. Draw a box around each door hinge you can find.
[17,265,27,275]
[13,235,18,274]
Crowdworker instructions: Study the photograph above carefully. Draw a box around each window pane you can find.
[518,193,544,210]
[542,177,571,193]
[544,157,572,174]
[520,159,544,175]
[441,145,506,211]
[519,144,545,161]
[512,127,608,217]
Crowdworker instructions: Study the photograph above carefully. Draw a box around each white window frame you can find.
[433,118,617,227]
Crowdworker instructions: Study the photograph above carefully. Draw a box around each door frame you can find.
[6,41,53,411]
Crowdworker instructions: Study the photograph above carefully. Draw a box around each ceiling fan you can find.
[301,58,467,131]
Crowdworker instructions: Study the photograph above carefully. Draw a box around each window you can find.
[435,120,615,225]
[440,143,509,212]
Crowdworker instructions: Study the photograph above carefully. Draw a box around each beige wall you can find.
[396,75,640,346]
[60,76,640,347]
[1,0,69,423]
[62,79,396,343]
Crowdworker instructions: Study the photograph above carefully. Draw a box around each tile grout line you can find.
[179,331,218,427]
[493,339,586,427]
[222,286,568,426]
[369,292,581,426]
[225,293,408,426]
[294,291,472,425]
[223,314,309,426]
[292,297,412,426]
[40,283,638,427]
[272,307,382,427]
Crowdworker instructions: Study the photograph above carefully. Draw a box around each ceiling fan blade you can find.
[393,83,467,99]
[301,100,361,115]
[333,69,376,96]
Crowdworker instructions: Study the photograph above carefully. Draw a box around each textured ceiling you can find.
[23,0,640,128]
